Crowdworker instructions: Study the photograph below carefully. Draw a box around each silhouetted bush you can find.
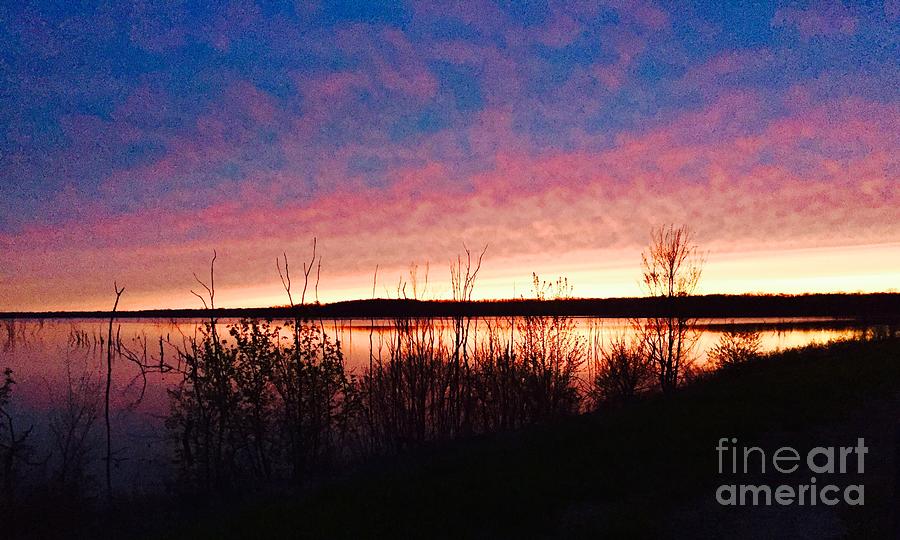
[514,274,585,422]
[470,319,525,432]
[590,336,652,406]
[167,317,359,492]
[361,315,455,451]
[708,329,762,368]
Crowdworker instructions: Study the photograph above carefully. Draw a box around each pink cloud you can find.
[772,1,858,40]
[593,30,647,90]
[887,0,900,20]
[329,25,438,101]
[127,1,188,53]
[3,81,899,310]
[534,12,584,47]
[675,49,775,94]
[202,0,262,52]
[411,0,509,35]
[603,0,670,31]
[377,29,439,99]
[429,40,485,65]
[304,71,371,98]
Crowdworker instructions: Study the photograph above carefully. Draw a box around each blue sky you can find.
[1,0,898,309]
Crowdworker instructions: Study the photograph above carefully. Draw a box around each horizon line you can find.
[3,291,899,320]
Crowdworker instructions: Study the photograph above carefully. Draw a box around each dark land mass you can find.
[197,338,900,539]
[18,336,899,538]
[3,292,899,322]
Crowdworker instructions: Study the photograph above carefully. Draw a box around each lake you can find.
[0,316,865,495]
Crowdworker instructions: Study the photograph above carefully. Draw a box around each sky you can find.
[0,0,898,311]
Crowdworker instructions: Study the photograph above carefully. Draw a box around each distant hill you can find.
[2,292,898,321]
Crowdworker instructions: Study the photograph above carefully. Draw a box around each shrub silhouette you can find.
[514,274,584,422]
[590,336,652,406]
[168,244,358,490]
[708,329,762,368]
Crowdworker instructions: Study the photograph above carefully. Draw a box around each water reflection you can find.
[0,317,862,410]
[0,316,865,494]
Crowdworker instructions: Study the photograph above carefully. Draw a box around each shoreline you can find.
[3,292,898,321]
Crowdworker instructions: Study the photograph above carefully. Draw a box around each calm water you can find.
[0,316,862,493]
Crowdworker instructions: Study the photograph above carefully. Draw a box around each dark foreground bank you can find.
[14,336,900,539]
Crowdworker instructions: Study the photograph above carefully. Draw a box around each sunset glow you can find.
[1,1,898,311]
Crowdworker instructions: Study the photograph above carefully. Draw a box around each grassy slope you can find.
[176,338,900,539]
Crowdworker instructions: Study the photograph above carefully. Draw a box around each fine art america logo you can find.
[715,438,867,506]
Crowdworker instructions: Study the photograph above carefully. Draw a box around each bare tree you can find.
[635,224,704,393]
[105,281,125,501]
[365,265,379,450]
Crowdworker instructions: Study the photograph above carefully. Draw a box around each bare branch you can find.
[189,290,209,310]
[450,244,488,302]
[190,250,217,310]
[300,237,317,306]
[315,257,321,304]
[277,253,294,308]
[372,264,379,299]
